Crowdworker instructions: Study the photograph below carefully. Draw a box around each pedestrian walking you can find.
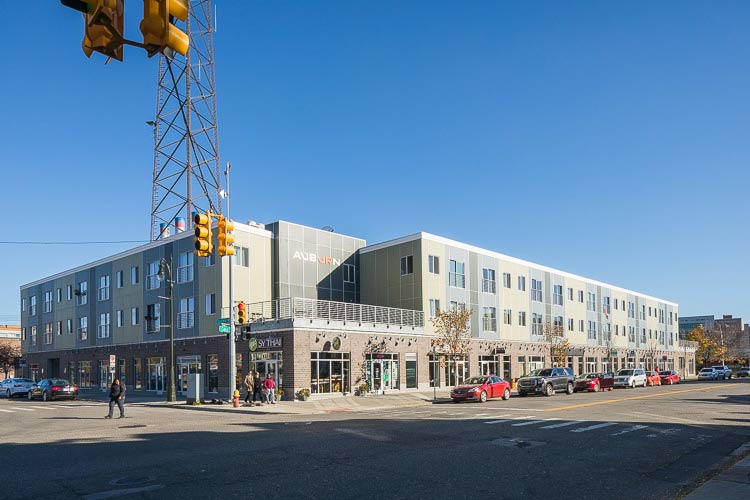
[243,371,254,404]
[105,378,126,419]
[252,370,262,403]
[263,373,277,404]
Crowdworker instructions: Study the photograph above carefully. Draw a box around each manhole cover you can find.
[109,476,154,487]
[490,437,545,449]
[119,424,148,429]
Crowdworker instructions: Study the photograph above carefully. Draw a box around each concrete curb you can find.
[679,443,750,500]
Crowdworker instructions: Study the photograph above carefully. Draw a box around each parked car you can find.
[738,367,750,378]
[27,379,79,401]
[645,369,662,387]
[659,370,681,385]
[451,375,511,403]
[614,368,647,388]
[711,365,733,380]
[573,372,614,393]
[0,378,36,398]
[517,367,575,397]
[698,367,720,381]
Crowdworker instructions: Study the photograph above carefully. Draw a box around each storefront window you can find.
[235,353,243,390]
[478,355,499,376]
[67,362,76,385]
[250,352,283,390]
[429,354,441,387]
[208,354,219,393]
[405,353,417,389]
[517,356,527,377]
[365,353,399,392]
[78,361,92,388]
[585,357,597,373]
[310,352,349,394]
[502,356,511,381]
[147,357,165,392]
[99,360,110,389]
[528,356,545,372]
[133,358,143,390]
[117,359,126,385]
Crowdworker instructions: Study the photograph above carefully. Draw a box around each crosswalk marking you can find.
[484,414,512,424]
[27,406,55,410]
[512,418,560,427]
[571,422,617,433]
[10,407,34,411]
[0,409,14,413]
[540,420,587,429]
[611,425,648,436]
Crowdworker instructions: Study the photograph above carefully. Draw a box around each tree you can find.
[431,308,472,387]
[688,325,726,367]
[543,321,569,368]
[645,338,659,371]
[0,343,21,379]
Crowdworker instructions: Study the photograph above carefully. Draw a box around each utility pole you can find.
[225,162,236,400]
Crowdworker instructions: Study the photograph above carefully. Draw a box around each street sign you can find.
[216,317,230,324]
[109,355,116,369]
[218,325,231,333]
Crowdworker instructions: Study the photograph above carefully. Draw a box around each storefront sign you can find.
[332,337,341,350]
[253,337,282,350]
[292,251,341,267]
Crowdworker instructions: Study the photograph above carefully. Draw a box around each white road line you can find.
[571,422,618,433]
[483,415,512,424]
[0,409,15,413]
[512,418,561,427]
[490,407,538,412]
[10,407,34,411]
[611,425,648,436]
[27,406,56,410]
[336,428,390,442]
[474,413,492,418]
[540,420,587,429]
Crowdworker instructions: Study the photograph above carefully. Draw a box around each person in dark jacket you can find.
[252,371,262,404]
[105,378,126,419]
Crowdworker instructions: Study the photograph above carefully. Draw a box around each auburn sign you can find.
[292,251,341,266]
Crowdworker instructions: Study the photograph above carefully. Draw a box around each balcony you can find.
[245,298,425,334]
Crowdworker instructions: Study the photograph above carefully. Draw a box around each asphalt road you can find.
[1,379,749,500]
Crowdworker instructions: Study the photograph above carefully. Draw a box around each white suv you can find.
[698,367,720,380]
[614,368,647,388]
[711,365,733,380]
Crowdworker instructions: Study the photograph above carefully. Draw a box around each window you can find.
[400,255,414,276]
[177,251,194,283]
[502,272,511,289]
[21,327,26,341]
[641,328,646,343]
[483,269,497,293]
[503,308,511,325]
[628,326,635,343]
[131,307,139,326]
[449,260,465,288]
[67,285,73,301]
[553,285,563,305]
[429,299,440,317]
[483,307,497,332]
[116,271,123,289]
[579,319,584,332]
[131,266,139,285]
[568,287,573,301]
[205,294,216,315]
[146,304,160,332]
[146,261,160,290]
[603,323,611,341]
[588,321,597,340]
[98,313,111,338]
[66,319,72,335]
[76,281,88,305]
[204,253,216,267]
[428,255,440,274]
[343,264,355,283]
[628,302,635,318]
[235,246,249,267]
[518,311,526,326]
[641,305,646,320]
[56,288,62,303]
[21,297,26,312]
[531,279,542,302]
[78,317,88,341]
[30,326,37,346]
[178,297,194,329]
[669,332,674,346]
[554,315,563,329]
[648,307,652,317]
[43,291,53,313]
[614,298,618,310]
[517,276,526,291]
[56,321,62,336]
[449,301,466,312]
[30,296,37,316]
[568,318,574,331]
[603,296,610,316]
[98,275,110,301]
[531,313,543,335]
[116,310,124,328]
[45,323,53,345]
[578,290,584,303]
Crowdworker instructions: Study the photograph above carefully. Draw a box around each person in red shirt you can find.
[262,374,277,404]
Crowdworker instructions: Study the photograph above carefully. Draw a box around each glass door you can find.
[371,360,383,392]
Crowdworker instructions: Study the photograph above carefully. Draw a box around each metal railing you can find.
[246,297,424,329]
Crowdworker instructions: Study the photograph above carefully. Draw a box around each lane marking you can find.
[571,422,617,433]
[611,425,648,436]
[10,407,34,411]
[27,406,56,410]
[512,418,560,427]
[629,411,711,426]
[540,420,587,429]
[0,409,15,413]
[543,386,723,412]
[483,415,512,424]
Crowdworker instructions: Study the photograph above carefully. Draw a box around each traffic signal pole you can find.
[225,161,236,401]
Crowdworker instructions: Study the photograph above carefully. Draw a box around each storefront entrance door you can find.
[257,360,279,388]
[366,359,399,393]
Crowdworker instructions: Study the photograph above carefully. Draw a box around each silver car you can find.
[1,378,36,398]
[614,368,647,388]
[698,367,719,381]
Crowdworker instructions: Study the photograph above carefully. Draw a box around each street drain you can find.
[118,424,148,429]
[490,437,545,449]
[108,476,155,486]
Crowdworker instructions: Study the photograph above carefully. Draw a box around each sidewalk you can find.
[680,443,750,499]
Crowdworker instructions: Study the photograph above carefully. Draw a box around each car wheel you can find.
[480,391,487,403]
[42,391,48,402]
[5,389,10,399]
[518,391,527,397]
[566,383,574,395]
[502,388,510,400]
[452,399,460,403]
[668,379,673,385]
[630,380,635,389]
[544,384,554,397]
[28,391,33,400]
[642,379,647,388]
[593,383,600,392]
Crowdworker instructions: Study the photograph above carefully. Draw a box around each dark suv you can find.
[517,367,575,397]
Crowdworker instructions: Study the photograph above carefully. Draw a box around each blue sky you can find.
[0,1,748,324]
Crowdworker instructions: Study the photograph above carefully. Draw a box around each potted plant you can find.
[296,388,311,401]
[276,388,284,401]
[358,382,370,396]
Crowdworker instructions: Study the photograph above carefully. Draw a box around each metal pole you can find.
[167,257,176,402]
[432,346,436,402]
[226,162,236,400]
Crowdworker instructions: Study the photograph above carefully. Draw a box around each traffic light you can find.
[193,211,213,257]
[61,0,124,61]
[217,216,235,257]
[140,0,190,58]
[236,302,247,325]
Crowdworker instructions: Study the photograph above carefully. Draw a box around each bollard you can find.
[232,389,240,408]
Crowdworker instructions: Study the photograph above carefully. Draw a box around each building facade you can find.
[0,325,22,379]
[20,221,695,399]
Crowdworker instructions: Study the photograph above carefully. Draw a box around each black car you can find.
[27,379,79,401]
[517,367,575,396]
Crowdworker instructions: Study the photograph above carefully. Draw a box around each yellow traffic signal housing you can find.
[237,302,247,325]
[79,0,125,61]
[217,216,235,257]
[140,0,190,57]
[193,211,213,257]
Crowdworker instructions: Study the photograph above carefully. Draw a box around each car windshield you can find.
[49,379,70,385]
[462,377,487,385]
[700,368,713,372]
[659,371,671,376]
[617,370,633,376]
[528,369,553,377]
[576,373,597,380]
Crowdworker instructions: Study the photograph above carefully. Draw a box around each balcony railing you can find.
[245,298,424,330]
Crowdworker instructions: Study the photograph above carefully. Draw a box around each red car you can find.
[659,370,680,385]
[645,369,661,387]
[450,375,510,403]
[573,373,614,392]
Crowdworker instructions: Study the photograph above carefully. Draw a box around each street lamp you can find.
[157,256,177,403]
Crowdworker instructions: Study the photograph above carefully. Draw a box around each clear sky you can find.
[0,1,747,325]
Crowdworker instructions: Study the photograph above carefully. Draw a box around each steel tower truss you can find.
[150,0,221,240]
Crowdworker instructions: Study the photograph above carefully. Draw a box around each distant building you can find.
[0,325,22,379]
[679,315,714,337]
[680,314,749,364]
